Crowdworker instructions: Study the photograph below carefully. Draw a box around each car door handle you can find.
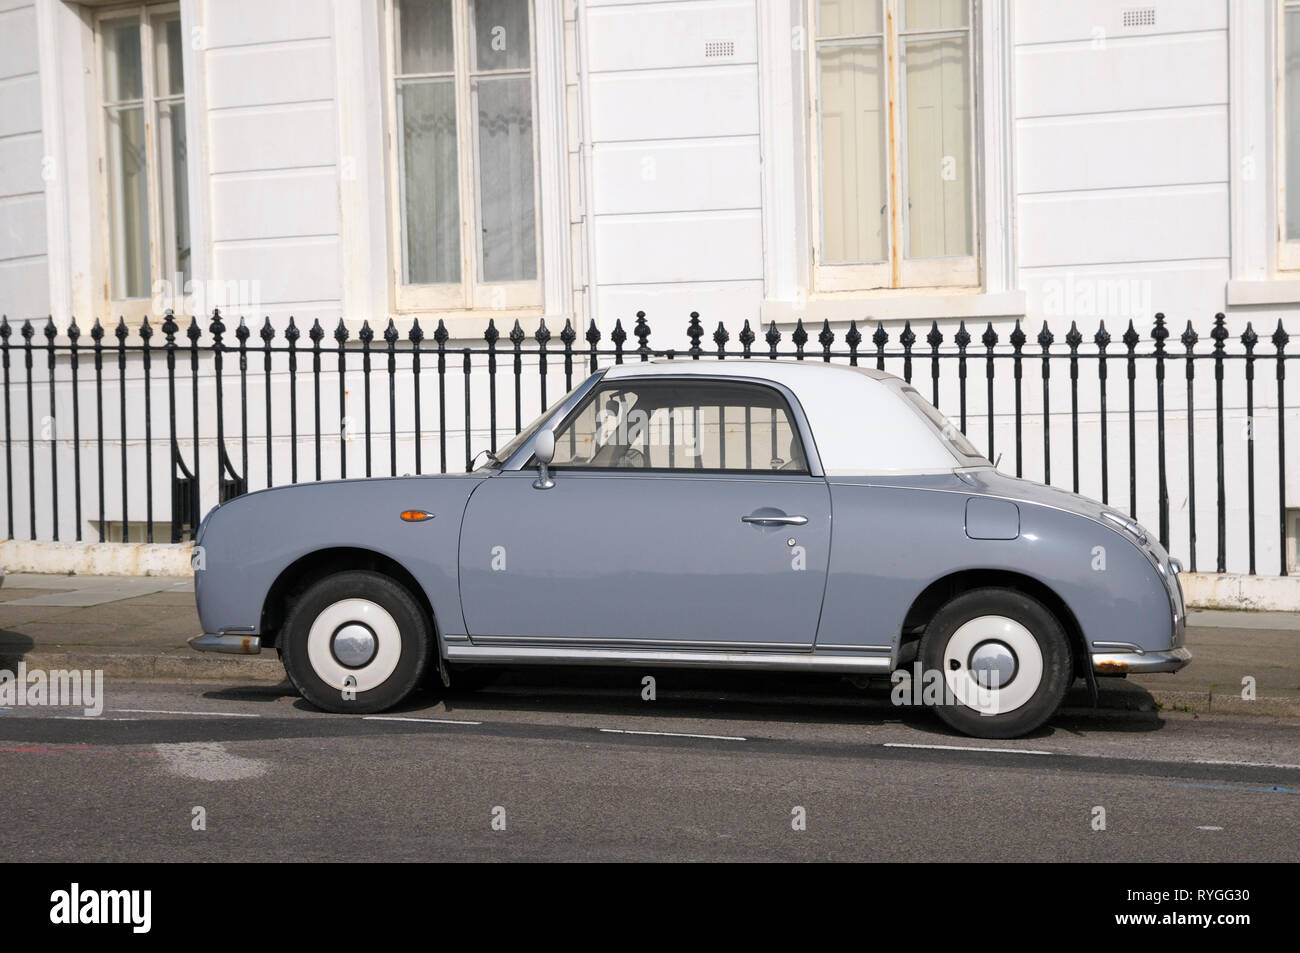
[741,513,808,526]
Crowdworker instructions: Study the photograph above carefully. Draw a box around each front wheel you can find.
[279,570,432,714]
[918,588,1073,739]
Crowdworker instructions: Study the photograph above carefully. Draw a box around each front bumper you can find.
[188,632,262,655]
[1091,645,1191,675]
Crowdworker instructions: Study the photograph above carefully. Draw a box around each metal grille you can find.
[1122,8,1156,28]
[704,39,735,58]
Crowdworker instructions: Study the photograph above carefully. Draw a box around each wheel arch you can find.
[898,569,1088,676]
[259,547,441,652]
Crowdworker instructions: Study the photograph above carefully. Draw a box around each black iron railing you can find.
[0,309,1294,576]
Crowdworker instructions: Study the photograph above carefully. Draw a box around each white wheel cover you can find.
[942,615,1043,716]
[306,598,403,693]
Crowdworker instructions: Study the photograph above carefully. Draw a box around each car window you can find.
[898,385,989,462]
[550,379,810,474]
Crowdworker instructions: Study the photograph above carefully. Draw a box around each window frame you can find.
[383,0,544,314]
[93,1,188,322]
[544,377,816,477]
[808,0,980,292]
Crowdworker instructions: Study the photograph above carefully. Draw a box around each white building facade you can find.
[0,0,1298,574]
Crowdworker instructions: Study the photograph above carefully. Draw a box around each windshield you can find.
[488,379,592,467]
[898,385,990,464]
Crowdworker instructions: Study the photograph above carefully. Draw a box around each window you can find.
[811,0,977,290]
[387,0,541,312]
[1281,1,1300,269]
[551,380,810,474]
[97,5,189,315]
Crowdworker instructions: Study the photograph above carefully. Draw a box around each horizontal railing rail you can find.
[0,309,1294,576]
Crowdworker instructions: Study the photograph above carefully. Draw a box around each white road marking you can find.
[1193,758,1300,770]
[599,728,747,742]
[884,742,1053,756]
[363,716,482,725]
[1197,826,1225,831]
[113,708,260,718]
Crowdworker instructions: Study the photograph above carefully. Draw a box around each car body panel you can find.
[193,475,485,644]
[458,469,832,649]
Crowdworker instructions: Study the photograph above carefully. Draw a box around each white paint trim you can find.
[1229,0,1273,280]
[576,0,600,331]
[536,0,573,321]
[1179,571,1300,612]
[763,289,1025,323]
[181,0,212,310]
[1225,277,1300,305]
[334,0,388,324]
[757,0,798,303]
[35,0,69,323]
[0,539,193,576]
[977,0,1015,295]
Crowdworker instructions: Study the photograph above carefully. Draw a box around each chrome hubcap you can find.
[968,639,1017,690]
[331,623,377,668]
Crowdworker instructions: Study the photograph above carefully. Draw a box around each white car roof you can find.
[601,359,963,475]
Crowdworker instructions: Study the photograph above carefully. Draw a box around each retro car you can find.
[189,360,1189,738]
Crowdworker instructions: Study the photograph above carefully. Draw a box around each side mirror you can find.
[532,429,556,489]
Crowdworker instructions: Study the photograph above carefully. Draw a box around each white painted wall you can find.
[585,0,765,343]
[202,0,343,328]
[0,0,49,320]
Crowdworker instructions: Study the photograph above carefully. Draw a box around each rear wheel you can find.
[918,588,1073,739]
[279,570,432,714]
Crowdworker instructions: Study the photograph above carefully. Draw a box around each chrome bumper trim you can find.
[1091,646,1191,675]
[447,644,893,674]
[188,632,263,655]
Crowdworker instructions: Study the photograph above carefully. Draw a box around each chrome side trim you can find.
[1092,640,1145,655]
[815,643,893,654]
[188,632,262,655]
[446,644,894,674]
[468,635,811,652]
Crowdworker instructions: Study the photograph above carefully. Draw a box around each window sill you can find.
[1225,279,1300,307]
[762,289,1027,325]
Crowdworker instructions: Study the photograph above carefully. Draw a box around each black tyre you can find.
[279,570,432,714]
[917,587,1073,739]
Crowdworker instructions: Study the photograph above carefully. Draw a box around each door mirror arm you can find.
[532,429,556,489]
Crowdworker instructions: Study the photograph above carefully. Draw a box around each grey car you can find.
[190,360,1189,738]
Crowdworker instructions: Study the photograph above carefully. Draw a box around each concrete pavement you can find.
[0,572,1296,718]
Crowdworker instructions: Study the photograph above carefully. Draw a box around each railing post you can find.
[1066,321,1082,493]
[1153,313,1170,550]
[140,317,154,541]
[1211,313,1228,574]
[1095,321,1111,506]
[1038,322,1054,487]
[335,319,349,479]
[1010,320,1025,478]
[1242,322,1258,575]
[409,319,423,473]
[955,321,970,434]
[1274,320,1290,575]
[0,317,11,540]
[983,322,998,463]
[69,318,83,540]
[1181,320,1198,571]
[1123,320,1139,519]
[44,318,59,540]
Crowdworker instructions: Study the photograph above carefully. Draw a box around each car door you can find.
[457,376,832,651]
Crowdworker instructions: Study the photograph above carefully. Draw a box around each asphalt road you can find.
[2,667,1297,862]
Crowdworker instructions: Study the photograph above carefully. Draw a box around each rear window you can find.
[898,386,989,463]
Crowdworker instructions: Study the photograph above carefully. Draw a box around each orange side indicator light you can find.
[400,510,435,522]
